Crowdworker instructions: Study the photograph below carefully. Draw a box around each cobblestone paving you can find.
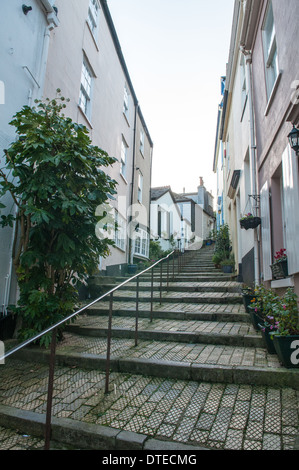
[0,360,298,450]
[112,290,242,301]
[73,315,257,336]
[91,300,245,314]
[55,332,280,368]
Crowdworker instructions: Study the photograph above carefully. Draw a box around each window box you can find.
[270,259,288,280]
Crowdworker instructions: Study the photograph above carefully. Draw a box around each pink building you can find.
[241,0,299,296]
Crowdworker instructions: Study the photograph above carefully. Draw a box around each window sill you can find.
[120,173,128,185]
[86,21,99,51]
[271,276,294,289]
[264,71,282,117]
[123,112,130,127]
[114,244,126,254]
[133,253,149,260]
[240,95,248,122]
[78,105,93,129]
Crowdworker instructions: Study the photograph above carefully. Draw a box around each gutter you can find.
[100,0,138,106]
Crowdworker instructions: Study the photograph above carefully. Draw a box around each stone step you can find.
[86,302,249,323]
[65,315,262,348]
[91,282,241,295]
[1,245,299,451]
[111,290,243,305]
[14,333,299,389]
[141,275,234,282]
[119,282,241,294]
[1,360,298,450]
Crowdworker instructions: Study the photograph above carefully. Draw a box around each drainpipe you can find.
[128,102,138,264]
[241,47,260,285]
[37,4,59,100]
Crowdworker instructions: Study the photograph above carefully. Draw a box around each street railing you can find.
[0,248,192,449]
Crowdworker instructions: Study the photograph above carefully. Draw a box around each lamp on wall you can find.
[288,125,299,155]
[22,5,33,15]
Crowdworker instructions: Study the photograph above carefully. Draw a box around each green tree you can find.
[0,93,117,345]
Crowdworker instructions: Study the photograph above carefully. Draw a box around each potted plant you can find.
[127,264,138,275]
[247,284,274,331]
[0,310,17,341]
[241,284,255,313]
[270,288,299,368]
[270,249,288,280]
[240,213,261,230]
[220,256,235,273]
[212,250,226,268]
[258,314,279,354]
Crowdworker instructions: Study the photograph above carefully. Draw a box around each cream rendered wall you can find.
[43,0,137,272]
[221,3,256,279]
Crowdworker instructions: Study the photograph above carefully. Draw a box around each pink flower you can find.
[254,308,258,313]
[283,305,287,310]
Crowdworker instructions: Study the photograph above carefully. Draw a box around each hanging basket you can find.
[240,217,261,230]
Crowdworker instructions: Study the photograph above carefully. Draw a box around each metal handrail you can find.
[0,247,191,449]
[0,249,175,362]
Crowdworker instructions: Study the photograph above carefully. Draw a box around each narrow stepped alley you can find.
[0,245,298,450]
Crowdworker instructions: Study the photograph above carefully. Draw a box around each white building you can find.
[150,187,191,253]
[0,0,59,312]
[0,0,153,310]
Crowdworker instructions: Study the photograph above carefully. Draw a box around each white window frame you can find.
[87,0,100,37]
[79,57,94,119]
[240,54,247,115]
[260,181,272,281]
[120,136,128,179]
[282,145,299,274]
[140,129,145,156]
[123,83,129,117]
[137,172,143,203]
[262,1,279,99]
[114,210,126,252]
[134,229,149,258]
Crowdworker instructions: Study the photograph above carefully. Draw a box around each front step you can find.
[65,315,262,348]
[14,333,299,389]
[86,303,249,323]
[2,244,299,451]
[114,282,241,294]
[112,290,243,304]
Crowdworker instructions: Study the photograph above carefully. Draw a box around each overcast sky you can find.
[107,0,235,199]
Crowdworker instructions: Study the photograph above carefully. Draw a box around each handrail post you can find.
[160,261,162,304]
[172,251,175,281]
[135,276,139,346]
[44,327,57,450]
[167,255,169,291]
[105,292,113,394]
[150,267,154,322]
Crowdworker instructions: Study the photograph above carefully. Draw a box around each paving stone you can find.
[0,246,298,450]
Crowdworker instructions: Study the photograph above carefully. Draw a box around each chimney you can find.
[199,177,204,187]
[183,187,185,193]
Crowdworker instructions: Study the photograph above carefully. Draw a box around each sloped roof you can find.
[172,192,194,203]
[150,186,171,200]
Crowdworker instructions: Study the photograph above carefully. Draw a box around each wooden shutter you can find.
[260,181,272,281]
[282,145,299,274]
